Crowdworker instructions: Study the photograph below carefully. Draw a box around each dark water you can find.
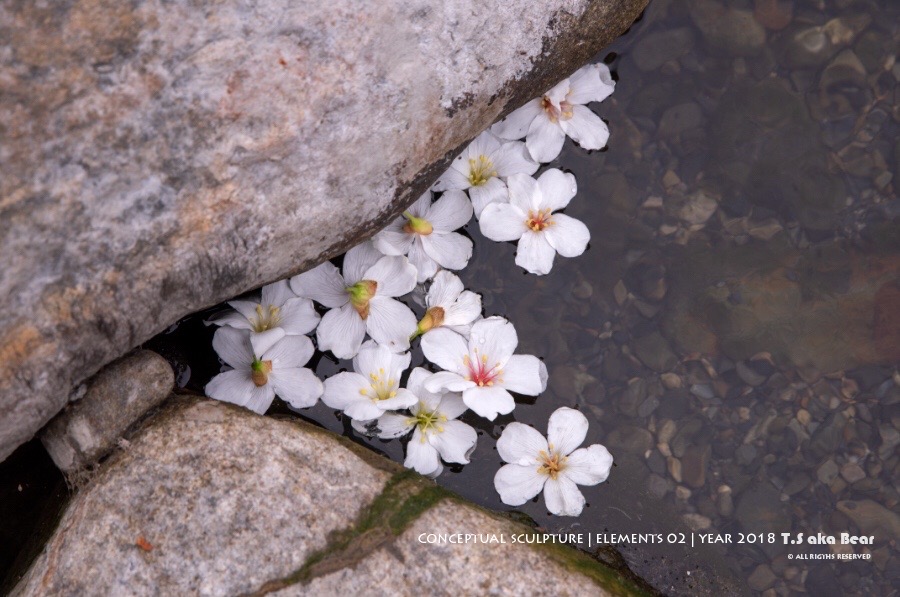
[4,0,899,594]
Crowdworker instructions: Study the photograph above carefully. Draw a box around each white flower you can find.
[290,242,418,359]
[373,191,473,283]
[494,407,613,517]
[205,327,323,414]
[492,63,615,163]
[421,316,547,420]
[205,280,320,356]
[321,341,416,420]
[433,130,538,218]
[368,368,477,478]
[413,271,481,339]
[480,170,589,276]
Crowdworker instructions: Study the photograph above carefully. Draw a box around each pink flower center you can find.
[525,208,553,232]
[540,96,574,123]
[463,352,503,387]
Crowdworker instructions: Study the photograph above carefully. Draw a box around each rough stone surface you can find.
[14,399,393,596]
[40,350,174,474]
[0,0,647,462]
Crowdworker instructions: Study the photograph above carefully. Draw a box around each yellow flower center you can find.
[537,446,567,480]
[468,155,497,186]
[347,280,378,320]
[414,404,448,440]
[251,304,282,332]
[525,208,553,232]
[358,367,398,401]
[402,211,433,235]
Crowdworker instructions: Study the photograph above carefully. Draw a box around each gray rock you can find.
[0,0,647,461]
[40,350,174,475]
[606,425,654,455]
[747,564,777,592]
[632,332,679,372]
[817,459,840,484]
[836,500,900,543]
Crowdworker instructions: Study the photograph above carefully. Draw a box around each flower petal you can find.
[317,304,366,359]
[407,239,439,283]
[228,300,262,323]
[366,296,417,352]
[423,371,473,393]
[212,327,254,369]
[206,308,253,330]
[536,169,577,212]
[428,420,477,464]
[375,412,416,439]
[278,297,321,335]
[206,369,255,410]
[432,165,471,191]
[373,228,414,257]
[443,290,482,327]
[436,392,468,420]
[364,256,417,298]
[563,444,613,486]
[263,334,315,369]
[421,328,469,374]
[243,385,278,415]
[496,421,547,465]
[426,270,464,309]
[466,130,503,158]
[461,385,515,420]
[270,367,323,409]
[406,192,432,218]
[376,387,418,412]
[500,355,547,396]
[290,262,348,309]
[543,476,586,516]
[343,241,383,285]
[559,105,609,151]
[260,280,295,307]
[405,429,443,477]
[479,203,527,242]
[321,372,368,411]
[470,316,518,366]
[250,327,286,357]
[425,189,473,232]
[547,407,589,456]
[493,463,546,506]
[505,172,541,213]
[421,232,472,271]
[544,213,590,258]
[526,115,566,163]
[567,62,615,105]
[516,230,556,275]
[491,140,539,177]
[491,99,542,140]
[468,177,508,219]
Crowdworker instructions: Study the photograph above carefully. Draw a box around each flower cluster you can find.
[204,63,616,516]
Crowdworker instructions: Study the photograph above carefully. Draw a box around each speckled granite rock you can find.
[0,0,646,461]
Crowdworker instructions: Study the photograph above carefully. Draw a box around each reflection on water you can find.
[15,0,896,594]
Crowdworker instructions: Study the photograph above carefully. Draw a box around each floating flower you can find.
[494,407,613,517]
[421,316,547,420]
[373,191,473,283]
[492,63,615,163]
[479,170,588,276]
[290,242,417,358]
[322,341,416,421]
[412,271,481,339]
[205,280,320,356]
[368,368,477,478]
[433,131,538,218]
[205,327,323,414]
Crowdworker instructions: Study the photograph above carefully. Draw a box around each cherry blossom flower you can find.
[433,131,538,218]
[412,271,481,339]
[373,191,473,283]
[494,407,613,517]
[321,341,416,421]
[492,63,615,163]
[421,316,547,420]
[205,327,323,414]
[290,242,417,358]
[479,170,588,276]
[205,280,320,356]
[367,368,477,478]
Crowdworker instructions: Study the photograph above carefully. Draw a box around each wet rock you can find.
[836,500,900,543]
[753,0,792,31]
[735,483,790,536]
[817,459,840,485]
[840,462,866,484]
[682,513,711,531]
[681,445,709,488]
[820,50,868,92]
[690,0,766,56]
[606,425,654,455]
[647,473,670,498]
[632,332,679,372]
[717,485,734,517]
[779,26,836,68]
[736,361,768,387]
[658,102,704,138]
[632,28,695,72]
[748,564,777,592]
[678,191,718,226]
[0,0,648,461]
[40,350,174,475]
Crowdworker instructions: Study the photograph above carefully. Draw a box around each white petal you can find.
[500,355,547,396]
[543,476,586,516]
[544,214,590,258]
[479,203,527,242]
[443,290,482,327]
[468,177,508,219]
[352,341,393,378]
[428,420,477,464]
[365,296,417,352]
[375,413,416,439]
[494,463,546,506]
[421,328,469,374]
[263,334,315,369]
[505,172,541,213]
[490,140,539,177]
[407,239,440,283]
[536,169,577,212]
[496,421,547,465]
[250,327,286,357]
[526,115,566,163]
[405,429,443,477]
[516,230,556,275]
[433,165,471,191]
[421,232,472,271]
[343,398,389,421]
[243,385,278,415]
[426,270,464,309]
[290,262,348,309]
[407,368,444,406]
[206,308,252,330]
[547,407,589,456]
[373,228,414,257]
[343,241,383,285]
[567,62,615,105]
[436,392,468,420]
[559,105,609,150]
[423,371,473,393]
[563,445,613,486]
[270,367,323,409]
[465,130,503,159]
[406,192,432,218]
[321,372,369,411]
[212,327,254,369]
[376,388,418,412]
[317,304,366,359]
[491,99,542,140]
[470,316,518,366]
[544,79,571,105]
[206,369,256,410]
[227,300,262,323]
[278,297,321,335]
[461,385,515,420]
[425,189,473,232]
[260,280,295,307]
[364,256,417,298]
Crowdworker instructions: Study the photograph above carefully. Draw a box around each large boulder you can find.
[0,0,646,461]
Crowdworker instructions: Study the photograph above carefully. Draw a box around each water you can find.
[4,0,899,594]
